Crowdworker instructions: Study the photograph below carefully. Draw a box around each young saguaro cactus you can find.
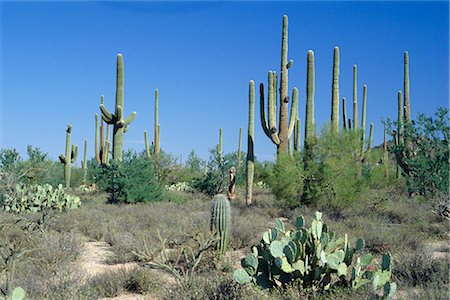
[361,84,367,153]
[246,81,255,206]
[210,194,231,255]
[59,124,78,188]
[100,54,137,161]
[353,65,359,130]
[153,89,160,157]
[342,97,348,130]
[403,51,411,123]
[331,46,340,133]
[81,139,88,184]
[260,15,298,153]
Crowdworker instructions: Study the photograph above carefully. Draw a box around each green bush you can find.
[389,107,449,196]
[95,150,163,204]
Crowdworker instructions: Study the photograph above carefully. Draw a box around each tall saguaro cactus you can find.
[59,124,78,188]
[396,90,404,178]
[342,97,347,130]
[237,127,242,168]
[383,123,389,178]
[260,15,298,153]
[331,46,340,133]
[304,50,315,158]
[100,54,137,162]
[153,89,160,157]
[246,81,255,206]
[403,51,410,123]
[353,65,359,130]
[361,84,367,153]
[293,117,300,154]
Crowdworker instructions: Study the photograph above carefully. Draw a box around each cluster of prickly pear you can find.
[210,194,231,255]
[1,184,81,213]
[234,212,396,297]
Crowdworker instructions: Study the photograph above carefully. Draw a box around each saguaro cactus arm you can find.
[287,87,299,139]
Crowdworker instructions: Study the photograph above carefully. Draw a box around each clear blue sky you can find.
[1,1,448,164]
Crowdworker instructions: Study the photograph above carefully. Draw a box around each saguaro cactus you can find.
[353,65,359,130]
[260,15,298,153]
[81,139,88,184]
[210,194,231,255]
[293,117,300,154]
[403,51,410,123]
[59,124,78,188]
[383,123,389,178]
[246,81,255,206]
[361,84,367,153]
[331,46,340,133]
[95,96,109,165]
[153,89,160,157]
[237,127,242,168]
[396,90,404,178]
[342,97,347,130]
[366,123,374,157]
[304,50,315,160]
[218,128,223,163]
[100,54,137,161]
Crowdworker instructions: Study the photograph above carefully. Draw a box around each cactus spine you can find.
[59,124,78,188]
[154,89,160,157]
[81,139,88,184]
[246,81,255,206]
[100,54,137,161]
[342,97,347,130]
[304,50,315,161]
[331,46,340,133]
[210,194,231,254]
[260,15,298,153]
[237,127,242,168]
[403,51,410,123]
[353,65,359,130]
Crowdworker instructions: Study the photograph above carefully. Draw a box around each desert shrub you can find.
[95,150,163,204]
[192,147,228,196]
[89,269,128,297]
[125,267,163,295]
[388,107,449,196]
[266,152,303,208]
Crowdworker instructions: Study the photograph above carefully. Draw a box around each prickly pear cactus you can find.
[0,184,81,213]
[210,194,231,255]
[234,211,396,297]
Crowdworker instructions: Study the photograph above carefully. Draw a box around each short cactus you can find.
[210,194,231,255]
[58,124,78,188]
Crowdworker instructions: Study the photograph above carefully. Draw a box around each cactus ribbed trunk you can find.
[342,97,347,130]
[237,127,242,168]
[95,114,100,164]
[246,81,255,206]
[278,15,289,152]
[403,51,410,123]
[331,46,340,134]
[210,194,231,255]
[100,54,136,162]
[99,96,105,161]
[293,117,300,154]
[58,124,78,188]
[144,130,151,158]
[384,123,389,178]
[353,65,359,130]
[154,89,160,157]
[361,84,367,153]
[367,123,373,156]
[304,50,315,161]
[81,139,87,184]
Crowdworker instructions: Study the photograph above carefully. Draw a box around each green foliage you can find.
[233,212,396,298]
[266,153,302,208]
[389,107,449,196]
[0,183,80,213]
[95,150,163,204]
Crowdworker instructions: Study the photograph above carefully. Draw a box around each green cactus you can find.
[154,89,160,157]
[367,123,374,156]
[403,51,410,123]
[304,50,315,161]
[260,15,298,153]
[11,287,26,300]
[210,194,231,254]
[353,64,359,130]
[95,96,109,165]
[293,117,300,154]
[384,123,389,178]
[246,81,255,206]
[218,128,223,164]
[237,127,242,168]
[58,124,78,188]
[144,130,151,159]
[396,90,403,178]
[361,84,367,153]
[342,97,347,130]
[100,53,137,162]
[95,114,100,164]
[331,46,340,133]
[81,139,88,184]
[234,212,395,296]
